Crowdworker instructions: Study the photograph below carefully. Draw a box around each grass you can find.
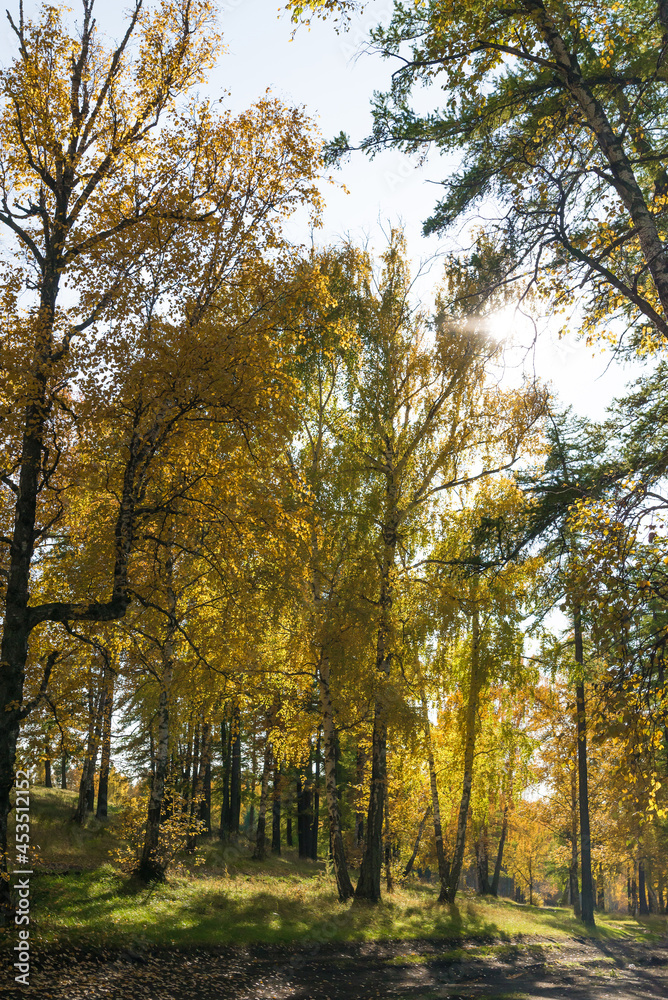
[4,787,666,954]
[8,785,122,870]
[23,859,667,952]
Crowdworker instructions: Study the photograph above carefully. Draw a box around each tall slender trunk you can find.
[383,784,394,893]
[597,881,605,912]
[60,752,68,790]
[421,690,450,900]
[74,676,106,825]
[639,859,650,915]
[310,730,321,860]
[490,805,508,897]
[574,607,595,926]
[198,722,212,835]
[319,654,354,899]
[446,599,482,903]
[44,759,52,788]
[96,663,115,819]
[475,823,491,895]
[138,548,176,882]
[229,702,242,836]
[528,856,534,906]
[355,745,366,847]
[219,718,230,838]
[138,656,173,881]
[185,722,201,851]
[253,726,272,861]
[569,756,581,918]
[403,805,431,878]
[297,776,308,857]
[355,515,396,902]
[271,762,281,854]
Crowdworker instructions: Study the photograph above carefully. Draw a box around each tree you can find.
[0,0,323,919]
[298,0,668,346]
[329,231,545,901]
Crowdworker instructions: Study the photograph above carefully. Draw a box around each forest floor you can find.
[1,788,666,998]
[2,931,667,999]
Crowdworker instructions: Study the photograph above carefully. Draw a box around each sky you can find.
[1,0,652,420]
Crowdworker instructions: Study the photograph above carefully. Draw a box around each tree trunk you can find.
[219,718,230,838]
[355,521,396,902]
[574,607,595,927]
[319,654,354,899]
[229,703,242,836]
[528,856,533,906]
[297,776,311,857]
[491,805,508,897]
[253,727,272,861]
[185,722,201,851]
[355,694,387,902]
[271,762,281,855]
[403,805,431,878]
[96,663,115,819]
[384,784,394,893]
[355,745,366,847]
[446,598,482,903]
[639,859,650,915]
[137,658,173,881]
[74,676,106,825]
[199,722,212,835]
[44,759,52,788]
[475,824,491,895]
[60,752,68,790]
[138,556,176,882]
[597,881,605,912]
[310,730,321,860]
[421,690,450,900]
[570,759,581,919]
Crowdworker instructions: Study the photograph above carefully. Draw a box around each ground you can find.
[1,788,666,999]
[2,933,668,999]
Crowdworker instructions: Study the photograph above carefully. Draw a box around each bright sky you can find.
[1,0,653,420]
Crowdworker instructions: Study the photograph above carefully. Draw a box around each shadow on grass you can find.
[24,864,668,959]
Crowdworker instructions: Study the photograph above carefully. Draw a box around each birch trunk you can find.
[574,607,595,926]
[421,690,450,901]
[137,550,177,882]
[253,729,272,861]
[319,654,354,899]
[402,806,431,879]
[96,663,115,819]
[490,806,508,897]
[74,678,106,825]
[355,500,397,902]
[446,598,482,904]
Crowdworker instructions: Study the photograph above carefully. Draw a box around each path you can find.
[2,935,668,998]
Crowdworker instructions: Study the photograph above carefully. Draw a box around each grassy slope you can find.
[7,788,667,952]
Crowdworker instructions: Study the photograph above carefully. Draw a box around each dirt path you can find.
[2,935,668,999]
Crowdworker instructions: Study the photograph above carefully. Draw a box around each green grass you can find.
[8,785,122,870]
[4,786,666,953]
[21,861,666,951]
